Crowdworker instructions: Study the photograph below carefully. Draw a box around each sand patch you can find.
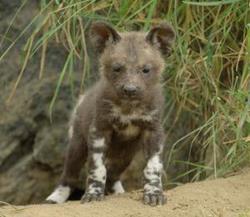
[1,169,250,217]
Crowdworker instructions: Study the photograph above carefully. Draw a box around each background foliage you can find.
[2,0,250,184]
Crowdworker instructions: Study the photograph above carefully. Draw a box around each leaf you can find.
[183,0,242,6]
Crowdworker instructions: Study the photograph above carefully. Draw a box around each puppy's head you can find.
[89,21,175,100]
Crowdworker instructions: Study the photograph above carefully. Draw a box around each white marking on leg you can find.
[144,154,163,193]
[68,125,73,139]
[144,155,163,176]
[93,153,104,167]
[86,146,107,196]
[112,180,125,194]
[76,94,86,109]
[144,183,161,194]
[68,94,86,139]
[93,138,105,148]
[87,183,103,194]
[71,94,85,119]
[90,152,106,182]
[85,137,106,197]
[46,185,71,204]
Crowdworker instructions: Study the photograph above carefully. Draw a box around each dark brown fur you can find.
[46,21,175,206]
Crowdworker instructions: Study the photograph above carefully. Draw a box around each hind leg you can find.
[105,142,139,194]
[105,160,130,194]
[46,131,87,204]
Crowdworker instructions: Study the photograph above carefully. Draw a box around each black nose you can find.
[122,84,138,96]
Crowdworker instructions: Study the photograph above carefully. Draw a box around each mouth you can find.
[120,93,141,101]
[116,88,142,101]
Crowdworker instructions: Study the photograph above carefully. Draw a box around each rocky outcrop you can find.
[0,0,74,204]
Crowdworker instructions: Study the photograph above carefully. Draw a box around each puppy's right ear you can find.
[89,21,121,54]
[146,23,175,56]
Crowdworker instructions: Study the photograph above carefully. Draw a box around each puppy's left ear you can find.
[146,23,175,56]
[89,21,121,54]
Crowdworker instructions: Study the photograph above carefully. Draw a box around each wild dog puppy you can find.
[46,21,175,206]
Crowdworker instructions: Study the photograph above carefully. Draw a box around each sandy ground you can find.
[1,169,250,217]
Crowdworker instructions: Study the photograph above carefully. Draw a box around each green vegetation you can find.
[2,0,249,182]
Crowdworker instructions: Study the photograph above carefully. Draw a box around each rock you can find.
[0,0,74,204]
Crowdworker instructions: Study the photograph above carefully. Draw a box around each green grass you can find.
[1,0,250,181]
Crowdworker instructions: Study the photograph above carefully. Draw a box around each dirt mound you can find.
[1,169,250,217]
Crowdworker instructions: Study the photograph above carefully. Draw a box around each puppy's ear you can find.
[89,21,121,54]
[146,23,175,56]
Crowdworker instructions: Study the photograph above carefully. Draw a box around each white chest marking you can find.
[111,105,158,125]
[118,123,140,138]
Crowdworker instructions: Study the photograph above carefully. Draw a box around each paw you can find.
[143,192,166,206]
[44,199,57,204]
[45,185,71,204]
[112,180,125,194]
[81,192,104,203]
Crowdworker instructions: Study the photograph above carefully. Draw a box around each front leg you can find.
[81,127,109,203]
[143,128,165,206]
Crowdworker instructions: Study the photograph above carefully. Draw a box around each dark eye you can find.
[112,63,123,72]
[142,65,151,74]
